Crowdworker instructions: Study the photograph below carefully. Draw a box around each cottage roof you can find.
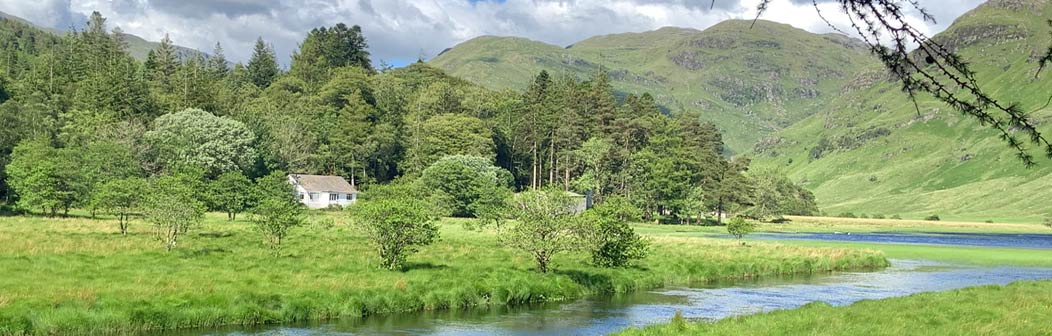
[289,174,357,193]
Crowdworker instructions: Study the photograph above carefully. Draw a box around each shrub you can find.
[502,189,584,273]
[859,213,869,219]
[985,219,995,223]
[727,217,756,245]
[583,200,649,268]
[419,155,513,218]
[838,212,856,218]
[925,214,941,221]
[351,194,438,270]
[890,214,902,220]
[872,214,885,219]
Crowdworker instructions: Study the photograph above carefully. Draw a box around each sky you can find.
[0,0,986,68]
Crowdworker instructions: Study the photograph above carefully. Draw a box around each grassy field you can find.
[0,213,886,335]
[616,280,1052,336]
[636,216,1052,267]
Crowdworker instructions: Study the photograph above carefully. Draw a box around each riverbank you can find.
[615,280,1052,336]
[0,214,887,335]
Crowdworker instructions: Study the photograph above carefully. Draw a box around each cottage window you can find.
[299,193,305,200]
[329,193,338,201]
[309,193,319,200]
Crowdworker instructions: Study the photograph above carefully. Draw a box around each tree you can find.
[252,196,304,252]
[290,23,373,87]
[209,171,254,220]
[246,37,279,88]
[91,177,146,235]
[5,138,79,216]
[418,155,513,217]
[726,216,755,245]
[746,169,818,221]
[502,189,585,273]
[405,113,494,174]
[145,108,256,177]
[143,174,205,251]
[703,159,754,225]
[351,193,438,270]
[583,197,649,267]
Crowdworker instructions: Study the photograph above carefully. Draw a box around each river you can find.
[170,258,1052,336]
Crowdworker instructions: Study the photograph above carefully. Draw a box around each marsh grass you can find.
[0,213,886,335]
[616,280,1052,336]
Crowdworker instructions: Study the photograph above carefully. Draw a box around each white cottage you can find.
[288,174,358,209]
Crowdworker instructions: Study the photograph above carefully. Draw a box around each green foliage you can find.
[209,171,254,220]
[91,177,146,235]
[502,189,586,273]
[838,212,857,218]
[925,215,941,221]
[419,155,512,217]
[583,199,650,267]
[406,113,494,174]
[142,174,206,251]
[246,37,279,88]
[351,192,439,270]
[726,217,756,244]
[291,23,372,87]
[251,196,304,252]
[746,169,818,221]
[890,214,902,220]
[145,108,256,177]
[6,138,79,216]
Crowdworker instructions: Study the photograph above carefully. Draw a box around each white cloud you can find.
[0,0,986,66]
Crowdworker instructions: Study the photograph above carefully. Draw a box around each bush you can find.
[502,189,585,273]
[727,217,756,245]
[925,214,941,221]
[583,199,649,268]
[985,219,994,223]
[419,155,512,218]
[351,194,438,270]
[859,213,868,219]
[838,212,856,218]
[872,214,885,219]
[890,214,902,220]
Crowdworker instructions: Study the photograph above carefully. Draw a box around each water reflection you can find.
[174,260,1052,336]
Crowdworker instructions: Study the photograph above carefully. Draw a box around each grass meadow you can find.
[616,280,1052,336]
[0,212,887,335]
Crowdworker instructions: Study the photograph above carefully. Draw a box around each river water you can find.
[751,231,1052,249]
[175,259,1052,336]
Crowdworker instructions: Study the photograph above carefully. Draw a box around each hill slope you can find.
[749,0,1052,222]
[430,21,878,152]
[0,10,202,61]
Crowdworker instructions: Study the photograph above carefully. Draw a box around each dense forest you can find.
[0,12,815,222]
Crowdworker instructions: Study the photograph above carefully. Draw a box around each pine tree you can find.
[246,37,279,89]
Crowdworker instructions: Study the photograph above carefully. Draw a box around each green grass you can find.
[0,212,886,335]
[635,216,1052,267]
[616,280,1052,336]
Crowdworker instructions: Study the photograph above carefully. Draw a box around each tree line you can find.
[0,12,815,225]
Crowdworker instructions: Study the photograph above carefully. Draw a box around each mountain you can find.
[0,10,203,61]
[430,20,879,152]
[748,0,1052,222]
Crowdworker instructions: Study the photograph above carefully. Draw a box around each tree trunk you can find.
[531,141,539,190]
[564,168,570,191]
[717,199,724,226]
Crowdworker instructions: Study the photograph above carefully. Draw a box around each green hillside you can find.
[430,21,878,152]
[0,10,202,61]
[749,0,1052,222]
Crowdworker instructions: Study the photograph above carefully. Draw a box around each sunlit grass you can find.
[0,213,886,335]
[616,280,1052,336]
